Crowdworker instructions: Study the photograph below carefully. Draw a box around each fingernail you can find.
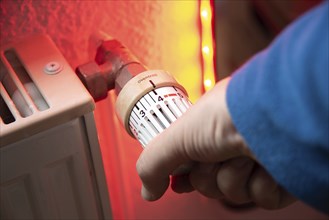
[141,185,155,201]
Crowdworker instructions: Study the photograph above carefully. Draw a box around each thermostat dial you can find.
[129,86,191,147]
[115,70,192,147]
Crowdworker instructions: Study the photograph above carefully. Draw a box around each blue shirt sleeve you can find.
[226,1,329,214]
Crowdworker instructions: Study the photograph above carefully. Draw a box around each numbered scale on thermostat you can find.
[129,86,192,147]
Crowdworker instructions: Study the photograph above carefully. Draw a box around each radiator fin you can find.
[4,49,49,111]
[0,59,33,120]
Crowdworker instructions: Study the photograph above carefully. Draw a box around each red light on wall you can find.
[200,0,216,92]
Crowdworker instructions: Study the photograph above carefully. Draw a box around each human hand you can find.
[136,77,296,209]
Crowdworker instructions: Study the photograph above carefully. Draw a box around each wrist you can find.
[213,77,255,160]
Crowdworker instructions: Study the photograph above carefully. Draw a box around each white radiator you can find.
[0,34,112,219]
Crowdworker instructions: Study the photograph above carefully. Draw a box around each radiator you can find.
[0,34,112,219]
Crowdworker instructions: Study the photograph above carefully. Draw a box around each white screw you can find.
[44,61,62,74]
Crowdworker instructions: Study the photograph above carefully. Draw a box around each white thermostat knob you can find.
[116,70,192,147]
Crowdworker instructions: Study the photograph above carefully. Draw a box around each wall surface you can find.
[0,1,327,219]
[0,0,202,102]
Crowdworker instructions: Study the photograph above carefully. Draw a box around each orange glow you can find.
[200,0,216,92]
[201,9,208,18]
[202,45,210,54]
[204,79,212,88]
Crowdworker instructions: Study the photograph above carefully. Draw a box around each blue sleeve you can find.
[226,1,329,214]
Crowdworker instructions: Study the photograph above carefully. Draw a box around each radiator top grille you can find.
[0,34,95,147]
[0,49,49,124]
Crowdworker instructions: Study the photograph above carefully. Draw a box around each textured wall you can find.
[0,0,202,101]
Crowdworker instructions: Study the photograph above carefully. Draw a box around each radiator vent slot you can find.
[0,59,33,119]
[0,94,15,124]
[0,49,49,124]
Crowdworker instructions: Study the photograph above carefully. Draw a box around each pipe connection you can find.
[76,39,147,101]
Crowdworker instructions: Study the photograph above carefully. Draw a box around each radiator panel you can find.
[0,116,106,219]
